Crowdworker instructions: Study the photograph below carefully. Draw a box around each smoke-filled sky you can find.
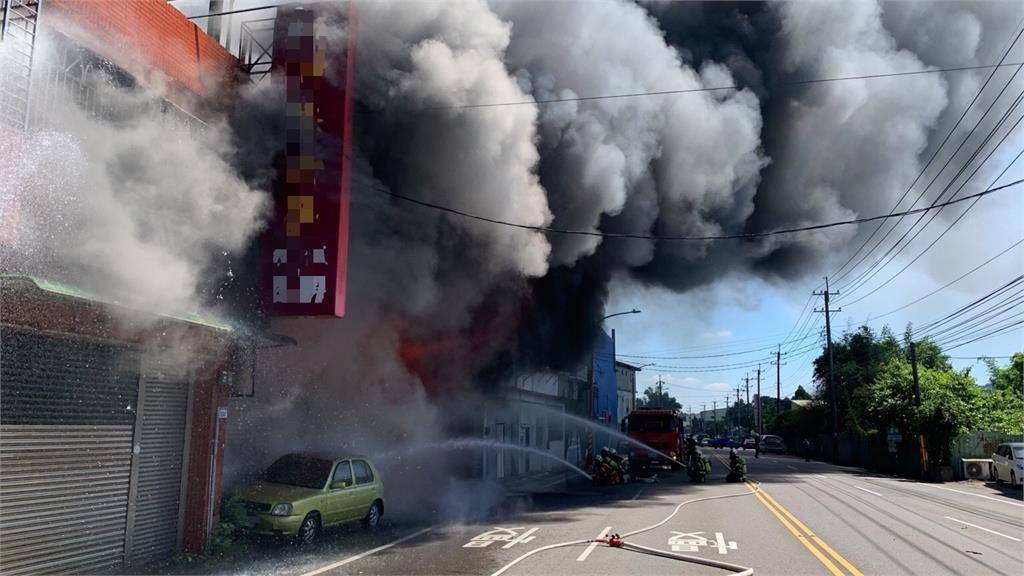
[347,0,1023,404]
[6,0,1021,438]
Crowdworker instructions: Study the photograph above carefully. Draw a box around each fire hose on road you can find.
[488,483,761,576]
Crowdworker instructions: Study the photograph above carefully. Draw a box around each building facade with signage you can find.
[0,1,260,571]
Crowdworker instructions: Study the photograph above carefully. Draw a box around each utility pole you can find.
[910,342,928,479]
[771,345,786,431]
[725,396,731,437]
[713,400,718,436]
[814,276,841,463]
[702,403,706,433]
[756,364,762,437]
[743,373,751,432]
[735,387,742,431]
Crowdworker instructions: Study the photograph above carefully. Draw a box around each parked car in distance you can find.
[710,437,741,449]
[760,435,787,454]
[700,437,710,447]
[237,453,385,544]
[742,438,756,450]
[992,442,1024,486]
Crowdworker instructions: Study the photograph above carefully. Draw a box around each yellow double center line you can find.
[745,481,864,576]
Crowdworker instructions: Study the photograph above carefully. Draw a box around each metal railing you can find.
[0,0,41,130]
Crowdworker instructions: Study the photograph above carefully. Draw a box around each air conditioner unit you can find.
[961,458,992,480]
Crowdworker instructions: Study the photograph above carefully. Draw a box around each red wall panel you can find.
[44,0,237,105]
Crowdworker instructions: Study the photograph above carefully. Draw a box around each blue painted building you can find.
[592,328,616,423]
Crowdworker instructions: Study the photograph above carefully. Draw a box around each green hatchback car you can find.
[237,453,385,544]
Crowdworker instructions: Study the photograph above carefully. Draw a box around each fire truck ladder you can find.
[1,0,42,130]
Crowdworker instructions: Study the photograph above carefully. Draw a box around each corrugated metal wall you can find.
[0,425,135,575]
[0,328,139,575]
[126,358,191,566]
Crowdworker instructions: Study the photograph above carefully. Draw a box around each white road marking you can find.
[787,465,798,471]
[631,488,644,500]
[894,481,1024,508]
[576,526,611,562]
[855,486,882,497]
[944,516,1022,542]
[501,527,539,549]
[299,527,433,576]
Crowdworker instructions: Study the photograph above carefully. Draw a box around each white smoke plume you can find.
[0,35,268,316]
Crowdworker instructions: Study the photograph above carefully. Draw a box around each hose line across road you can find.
[489,486,761,576]
[213,451,1023,576]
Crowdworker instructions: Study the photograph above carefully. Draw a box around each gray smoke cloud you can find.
[13,0,1008,522]
[0,35,268,316]
[743,0,1023,276]
[496,0,766,270]
[228,0,1024,502]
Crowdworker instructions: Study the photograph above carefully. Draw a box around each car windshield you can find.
[265,455,333,489]
[628,416,674,433]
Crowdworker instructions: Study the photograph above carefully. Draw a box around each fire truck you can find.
[621,407,685,470]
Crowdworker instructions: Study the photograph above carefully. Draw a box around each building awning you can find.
[615,360,644,371]
[0,275,295,348]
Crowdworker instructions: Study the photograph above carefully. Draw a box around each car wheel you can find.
[297,512,321,546]
[364,500,383,529]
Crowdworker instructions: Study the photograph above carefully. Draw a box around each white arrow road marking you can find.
[855,486,882,497]
[299,527,434,576]
[576,526,612,561]
[944,516,1022,542]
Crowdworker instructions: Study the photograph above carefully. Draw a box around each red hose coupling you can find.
[607,534,623,547]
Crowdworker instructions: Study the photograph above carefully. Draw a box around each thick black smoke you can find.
[223,0,1023,515]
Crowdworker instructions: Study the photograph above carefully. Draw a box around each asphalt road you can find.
[168,449,1024,576]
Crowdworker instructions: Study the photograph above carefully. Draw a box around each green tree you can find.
[637,386,681,411]
[979,353,1024,434]
[793,385,812,400]
[862,357,982,464]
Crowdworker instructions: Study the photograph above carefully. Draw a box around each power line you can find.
[185,4,278,19]
[844,159,1024,309]
[836,72,1024,297]
[417,62,1024,110]
[829,24,1024,285]
[834,28,1024,295]
[839,86,1024,300]
[858,236,1024,323]
[362,178,1022,242]
[937,318,1024,351]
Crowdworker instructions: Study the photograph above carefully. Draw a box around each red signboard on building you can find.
[263,4,355,317]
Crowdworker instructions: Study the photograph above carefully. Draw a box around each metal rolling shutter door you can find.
[0,328,138,575]
[127,357,191,566]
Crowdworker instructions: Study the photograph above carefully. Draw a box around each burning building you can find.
[0,0,277,571]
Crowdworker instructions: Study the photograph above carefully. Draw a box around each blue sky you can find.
[607,145,1023,412]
